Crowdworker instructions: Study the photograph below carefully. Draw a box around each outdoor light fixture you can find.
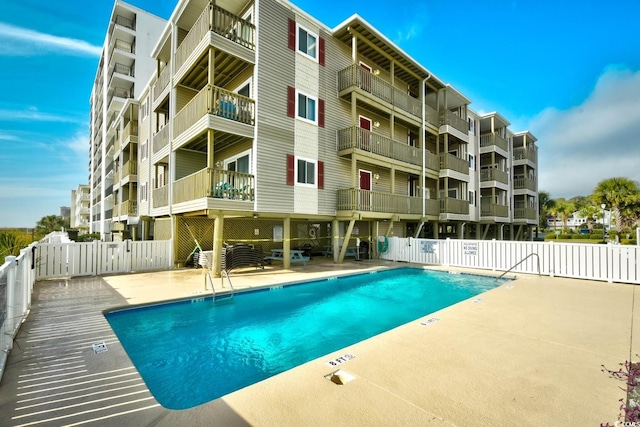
[601,203,606,243]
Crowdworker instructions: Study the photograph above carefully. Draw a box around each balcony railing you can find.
[337,127,438,170]
[514,207,537,220]
[113,15,135,30]
[120,200,138,216]
[110,62,134,78]
[336,189,422,215]
[337,64,438,125]
[439,197,469,215]
[439,153,470,175]
[122,121,138,141]
[173,85,255,137]
[175,4,256,72]
[172,168,255,205]
[480,132,509,152]
[152,65,171,102]
[109,39,135,56]
[121,160,137,179]
[513,177,537,191]
[439,110,468,134]
[153,126,170,154]
[481,202,509,218]
[480,168,509,184]
[153,185,169,208]
[513,147,538,163]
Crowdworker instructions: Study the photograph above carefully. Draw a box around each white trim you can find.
[358,169,372,190]
[296,22,319,62]
[358,115,372,130]
[224,149,251,173]
[235,77,252,98]
[294,155,318,188]
[358,61,372,72]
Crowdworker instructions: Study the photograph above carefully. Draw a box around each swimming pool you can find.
[105,267,506,409]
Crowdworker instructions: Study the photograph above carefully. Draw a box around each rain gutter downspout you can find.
[422,74,431,218]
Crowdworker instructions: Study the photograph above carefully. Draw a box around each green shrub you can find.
[544,234,557,240]
[76,233,101,242]
[621,239,638,245]
[571,234,587,239]
[590,234,604,240]
[558,234,572,239]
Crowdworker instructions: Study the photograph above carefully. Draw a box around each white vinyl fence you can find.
[381,237,640,284]
[0,243,37,381]
[35,239,173,279]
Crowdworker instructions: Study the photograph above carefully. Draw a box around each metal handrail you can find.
[497,253,541,281]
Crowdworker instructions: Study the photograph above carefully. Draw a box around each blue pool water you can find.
[105,268,505,409]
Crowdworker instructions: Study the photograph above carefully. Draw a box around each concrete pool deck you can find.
[0,259,635,426]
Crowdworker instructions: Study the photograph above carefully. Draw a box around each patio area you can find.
[0,259,635,426]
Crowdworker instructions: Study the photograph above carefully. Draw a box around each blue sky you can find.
[1,0,639,227]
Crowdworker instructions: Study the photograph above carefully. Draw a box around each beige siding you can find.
[175,150,206,180]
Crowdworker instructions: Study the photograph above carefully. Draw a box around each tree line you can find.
[539,177,640,234]
[0,215,70,258]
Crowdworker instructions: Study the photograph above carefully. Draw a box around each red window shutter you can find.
[318,98,325,128]
[288,18,296,50]
[287,86,296,118]
[319,37,325,66]
[286,154,295,185]
[318,161,324,189]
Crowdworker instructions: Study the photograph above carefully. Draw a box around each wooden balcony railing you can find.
[337,64,438,125]
[480,168,509,184]
[514,207,537,220]
[513,177,537,191]
[439,197,469,215]
[439,153,470,175]
[480,132,509,152]
[121,160,137,179]
[337,127,438,170]
[122,121,138,140]
[513,147,538,163]
[481,202,509,217]
[439,110,468,134]
[120,200,138,216]
[153,185,169,208]
[173,85,255,138]
[152,65,171,103]
[172,168,255,205]
[175,4,255,72]
[336,189,422,215]
[425,199,439,216]
[153,125,170,154]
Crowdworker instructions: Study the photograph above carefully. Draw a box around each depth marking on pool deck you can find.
[326,353,355,367]
[420,317,440,326]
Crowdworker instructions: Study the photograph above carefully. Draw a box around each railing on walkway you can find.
[439,110,468,134]
[440,153,470,174]
[337,189,422,215]
[480,168,509,184]
[381,237,640,284]
[153,125,170,154]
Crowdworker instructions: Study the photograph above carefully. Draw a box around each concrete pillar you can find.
[212,214,224,277]
[283,217,291,268]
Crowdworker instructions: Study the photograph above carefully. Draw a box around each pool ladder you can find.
[204,269,235,303]
[496,253,541,281]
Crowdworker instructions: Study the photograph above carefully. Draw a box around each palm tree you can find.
[0,231,28,258]
[554,199,575,233]
[592,178,640,234]
[537,191,554,237]
[35,215,68,239]
[578,203,599,233]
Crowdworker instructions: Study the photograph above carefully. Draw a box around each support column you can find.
[433,221,439,239]
[339,219,356,263]
[207,129,215,169]
[332,219,339,262]
[283,216,291,268]
[212,214,224,277]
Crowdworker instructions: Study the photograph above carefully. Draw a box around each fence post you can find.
[549,241,555,278]
[492,239,496,271]
[444,238,450,267]
[92,240,99,276]
[607,242,613,283]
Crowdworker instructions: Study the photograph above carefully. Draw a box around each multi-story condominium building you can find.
[70,185,90,233]
[88,1,166,239]
[101,0,539,273]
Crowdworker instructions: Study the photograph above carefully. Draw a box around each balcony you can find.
[513,177,537,192]
[153,125,170,155]
[121,160,137,180]
[173,85,255,138]
[481,202,509,218]
[514,207,537,220]
[480,168,509,185]
[439,153,469,175]
[439,110,468,135]
[109,62,134,82]
[153,185,169,209]
[117,200,138,217]
[152,65,171,103]
[172,168,255,205]
[337,64,438,125]
[439,197,469,215]
[337,127,438,170]
[175,4,256,72]
[480,132,509,153]
[108,39,135,57]
[113,14,135,31]
[513,147,537,164]
[337,189,422,215]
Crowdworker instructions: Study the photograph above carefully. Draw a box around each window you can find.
[225,151,250,173]
[297,24,317,60]
[140,183,147,202]
[469,190,475,205]
[468,154,475,170]
[141,98,148,121]
[297,91,317,123]
[296,157,316,187]
[141,140,148,160]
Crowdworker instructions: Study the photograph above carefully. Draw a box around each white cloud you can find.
[0,107,84,123]
[0,22,101,57]
[530,66,640,199]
